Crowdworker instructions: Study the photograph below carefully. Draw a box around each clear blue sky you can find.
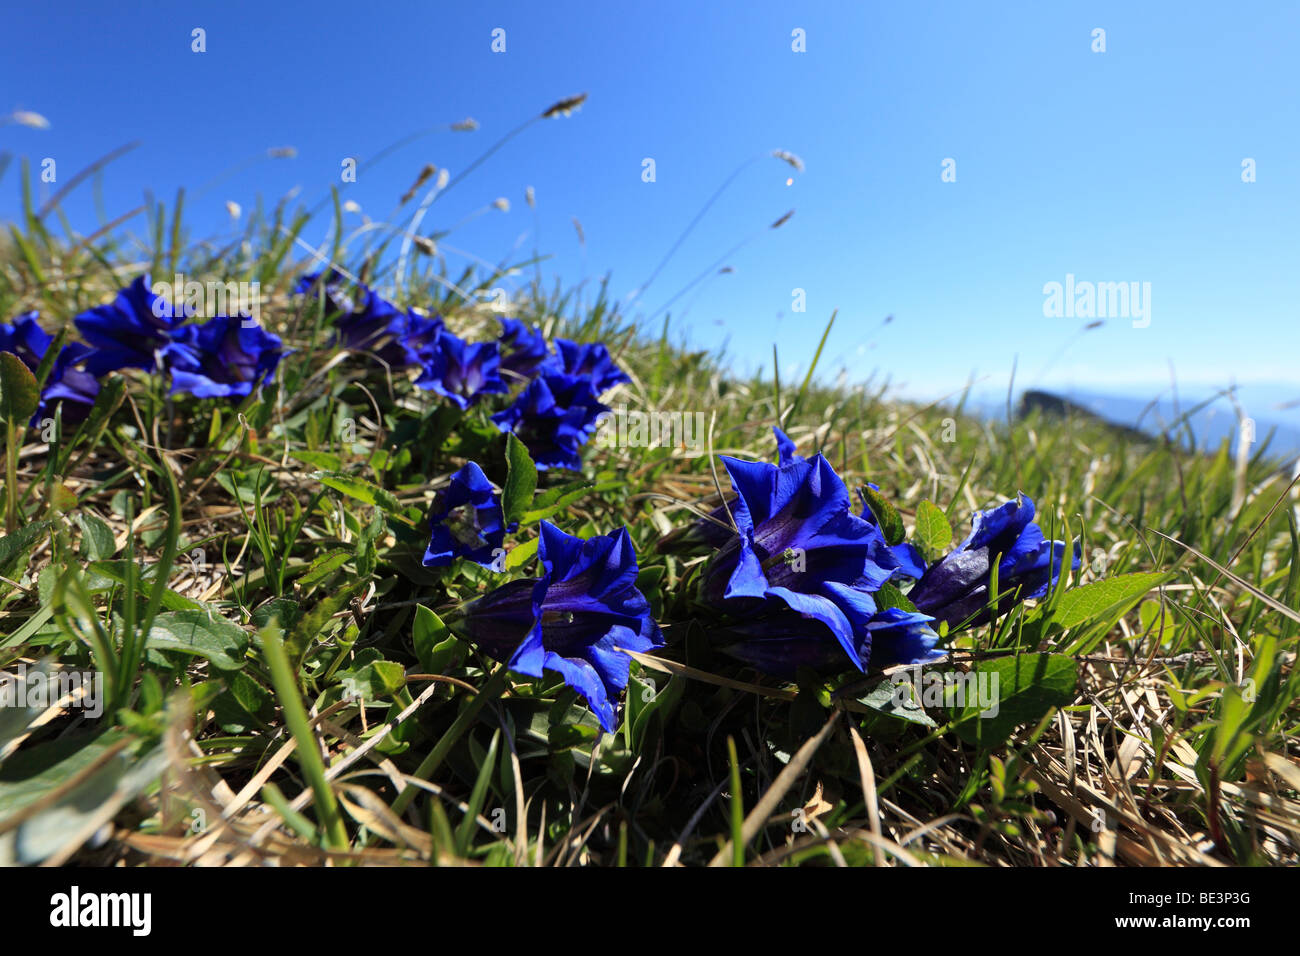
[2,0,1297,408]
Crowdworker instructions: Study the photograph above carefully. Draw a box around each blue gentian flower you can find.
[160,315,285,399]
[1,313,99,425]
[700,451,897,671]
[491,372,609,470]
[413,330,508,409]
[73,275,180,375]
[423,462,516,569]
[498,317,554,380]
[458,521,664,732]
[907,494,1080,630]
[553,339,631,394]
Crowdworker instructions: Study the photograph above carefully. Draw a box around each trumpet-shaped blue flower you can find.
[553,339,631,394]
[160,315,285,399]
[907,494,1080,629]
[700,451,897,671]
[423,462,515,569]
[458,521,663,732]
[491,372,609,470]
[314,277,445,369]
[413,330,507,408]
[73,275,179,375]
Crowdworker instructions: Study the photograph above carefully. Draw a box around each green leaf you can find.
[874,581,918,613]
[502,432,537,526]
[76,513,115,561]
[630,673,686,750]
[520,480,599,523]
[313,471,403,514]
[251,597,301,632]
[0,352,39,424]
[913,499,952,556]
[287,449,343,471]
[1046,572,1171,632]
[505,537,538,570]
[339,659,406,700]
[856,679,938,727]
[413,604,463,673]
[0,520,52,571]
[285,583,361,673]
[297,548,351,588]
[950,653,1078,746]
[0,734,168,865]
[860,485,904,546]
[64,374,125,459]
[146,611,250,671]
[454,728,501,856]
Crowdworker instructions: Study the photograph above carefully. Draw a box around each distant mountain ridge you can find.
[1014,387,1300,464]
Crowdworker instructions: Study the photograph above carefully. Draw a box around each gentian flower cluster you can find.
[414,333,508,408]
[294,271,513,409]
[292,270,631,469]
[490,373,610,470]
[490,338,629,471]
[74,275,180,375]
[673,428,1077,681]
[1,275,286,421]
